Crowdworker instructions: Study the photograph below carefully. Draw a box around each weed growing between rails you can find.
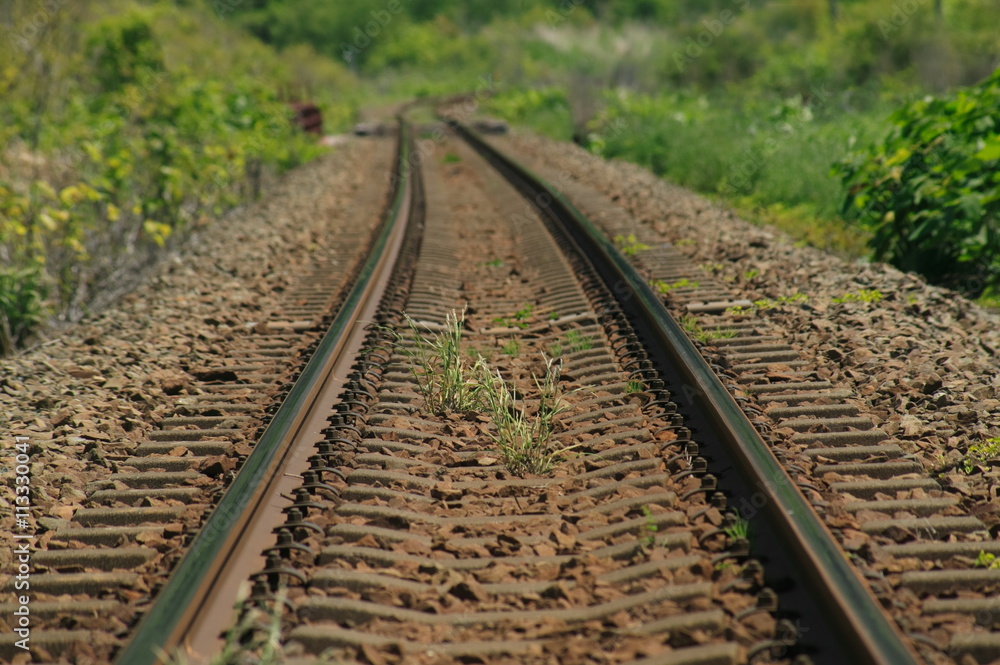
[961,437,1000,475]
[162,587,339,664]
[724,515,752,544]
[384,309,587,475]
[162,587,311,665]
[640,505,659,548]
[547,329,594,356]
[678,314,736,344]
[975,551,1000,570]
[475,355,581,476]
[386,308,483,415]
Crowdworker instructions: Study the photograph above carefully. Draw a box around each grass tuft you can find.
[723,515,751,543]
[475,355,578,475]
[390,308,482,415]
[613,233,650,256]
[679,314,736,343]
[501,338,521,357]
[640,505,659,547]
[164,586,290,665]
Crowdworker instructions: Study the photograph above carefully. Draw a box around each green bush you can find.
[486,87,573,141]
[583,91,884,221]
[86,12,165,93]
[0,266,47,355]
[0,0,344,352]
[835,67,1000,290]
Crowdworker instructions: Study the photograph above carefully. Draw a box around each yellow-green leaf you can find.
[59,185,82,207]
[38,211,57,231]
[974,139,1000,162]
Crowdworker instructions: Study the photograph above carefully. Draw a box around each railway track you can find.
[485,132,1000,665]
[3,112,998,665]
[0,138,398,661]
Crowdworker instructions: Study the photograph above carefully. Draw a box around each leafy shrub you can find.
[0,266,47,355]
[585,91,879,219]
[0,1,340,351]
[835,67,1000,290]
[486,87,573,141]
[86,12,165,93]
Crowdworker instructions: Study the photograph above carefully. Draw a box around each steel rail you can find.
[450,119,922,665]
[114,120,416,665]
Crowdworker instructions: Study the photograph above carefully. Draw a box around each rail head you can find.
[448,117,922,665]
[113,119,416,665]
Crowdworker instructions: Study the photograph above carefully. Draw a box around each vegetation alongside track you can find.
[226,0,1000,298]
[3,0,999,351]
[0,0,355,352]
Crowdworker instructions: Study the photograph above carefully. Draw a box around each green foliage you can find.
[962,437,1000,475]
[0,0,345,349]
[486,87,573,141]
[493,303,535,329]
[723,515,751,543]
[562,330,593,353]
[836,67,1000,291]
[364,18,490,74]
[832,289,884,304]
[0,266,48,355]
[679,314,736,344]
[613,233,650,256]
[589,91,888,227]
[390,310,483,415]
[475,355,577,476]
[86,12,165,93]
[546,329,596,357]
[626,379,645,393]
[976,551,1000,569]
[640,505,658,547]
[652,278,699,294]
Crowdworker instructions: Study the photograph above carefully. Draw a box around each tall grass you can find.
[592,93,888,215]
[475,355,577,475]
[163,587,287,665]
[389,309,483,415]
[584,92,890,255]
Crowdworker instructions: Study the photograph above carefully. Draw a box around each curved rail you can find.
[114,120,417,665]
[449,118,921,665]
